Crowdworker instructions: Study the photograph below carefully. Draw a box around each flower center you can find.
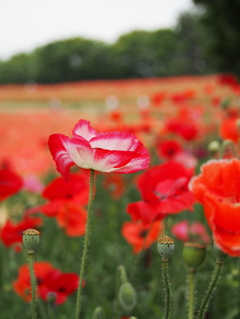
[222,195,240,206]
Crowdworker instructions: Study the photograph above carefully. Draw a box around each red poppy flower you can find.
[121,220,163,254]
[13,262,80,304]
[127,162,195,225]
[0,215,42,250]
[152,91,166,106]
[189,158,240,256]
[13,262,54,301]
[39,269,79,304]
[56,203,86,237]
[156,140,182,159]
[42,173,89,205]
[102,173,124,199]
[31,173,88,237]
[165,118,199,141]
[0,169,23,201]
[218,74,238,86]
[48,119,150,180]
[171,220,210,244]
[219,116,240,143]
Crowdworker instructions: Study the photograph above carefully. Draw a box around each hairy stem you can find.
[28,253,37,319]
[197,262,223,319]
[75,169,95,319]
[162,260,171,319]
[188,271,195,319]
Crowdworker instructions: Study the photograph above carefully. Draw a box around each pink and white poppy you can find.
[48,119,150,180]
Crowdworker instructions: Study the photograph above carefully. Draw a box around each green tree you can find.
[193,0,240,76]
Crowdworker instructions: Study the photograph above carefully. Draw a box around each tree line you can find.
[0,4,239,84]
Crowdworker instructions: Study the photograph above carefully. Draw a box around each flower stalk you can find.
[157,236,174,319]
[28,252,37,319]
[162,260,171,319]
[75,169,95,319]
[188,270,195,319]
[22,229,40,319]
[197,261,223,319]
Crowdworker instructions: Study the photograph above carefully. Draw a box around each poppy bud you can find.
[182,243,206,271]
[92,306,106,319]
[214,244,228,263]
[47,292,57,305]
[157,236,174,261]
[208,140,220,154]
[118,282,137,312]
[22,229,40,253]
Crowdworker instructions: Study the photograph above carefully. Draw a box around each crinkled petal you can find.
[72,119,97,140]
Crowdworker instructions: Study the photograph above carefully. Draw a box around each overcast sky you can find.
[1,0,194,60]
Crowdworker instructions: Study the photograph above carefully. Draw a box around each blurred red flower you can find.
[151,91,166,106]
[102,173,124,199]
[122,220,163,254]
[0,216,42,250]
[127,162,195,225]
[165,118,199,141]
[38,173,88,237]
[0,169,23,201]
[219,116,240,143]
[13,262,81,304]
[13,262,54,301]
[171,220,210,244]
[156,140,182,159]
[39,269,79,304]
[218,74,238,86]
[189,158,240,256]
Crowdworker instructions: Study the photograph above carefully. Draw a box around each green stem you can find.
[162,260,171,319]
[130,221,153,281]
[188,271,195,319]
[28,253,37,319]
[197,262,223,319]
[75,169,95,319]
[37,298,47,319]
[48,301,55,319]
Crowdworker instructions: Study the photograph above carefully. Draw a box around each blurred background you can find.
[1,0,240,83]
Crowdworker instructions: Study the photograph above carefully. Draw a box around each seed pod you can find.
[182,243,206,271]
[118,282,137,312]
[22,229,40,253]
[157,236,174,261]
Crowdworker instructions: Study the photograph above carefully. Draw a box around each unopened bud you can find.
[22,229,40,253]
[157,236,174,261]
[118,282,137,312]
[182,243,206,271]
[47,292,57,305]
[92,306,106,319]
[208,140,220,153]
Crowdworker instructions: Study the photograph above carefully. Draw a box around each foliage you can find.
[193,0,240,76]
[0,12,214,84]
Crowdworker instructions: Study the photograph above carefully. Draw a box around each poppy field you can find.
[1,74,240,319]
